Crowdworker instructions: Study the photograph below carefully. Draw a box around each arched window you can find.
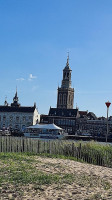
[60,94,62,104]
[64,72,66,79]
[63,94,66,105]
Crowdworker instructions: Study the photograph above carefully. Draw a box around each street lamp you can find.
[105,101,111,143]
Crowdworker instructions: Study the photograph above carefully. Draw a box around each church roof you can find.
[0,106,35,113]
[49,108,78,117]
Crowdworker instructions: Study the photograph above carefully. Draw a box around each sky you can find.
[0,0,112,117]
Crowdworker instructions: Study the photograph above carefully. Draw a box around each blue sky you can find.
[0,0,112,117]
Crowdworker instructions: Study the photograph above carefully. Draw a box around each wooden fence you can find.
[0,136,112,168]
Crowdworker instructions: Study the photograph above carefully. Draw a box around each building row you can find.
[0,56,112,137]
[40,56,112,138]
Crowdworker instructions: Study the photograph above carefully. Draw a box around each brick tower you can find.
[57,55,74,109]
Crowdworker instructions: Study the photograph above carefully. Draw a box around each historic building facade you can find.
[0,90,40,131]
[41,56,79,134]
[76,112,112,138]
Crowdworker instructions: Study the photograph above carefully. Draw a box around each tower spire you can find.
[66,52,69,67]
[16,86,17,97]
[11,87,20,107]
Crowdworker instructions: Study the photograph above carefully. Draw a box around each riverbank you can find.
[0,153,112,200]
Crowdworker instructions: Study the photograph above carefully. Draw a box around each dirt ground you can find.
[0,157,112,200]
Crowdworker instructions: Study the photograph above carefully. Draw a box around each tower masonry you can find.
[57,56,74,109]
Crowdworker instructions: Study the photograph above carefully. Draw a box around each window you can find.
[15,125,19,129]
[9,124,12,128]
[3,124,5,128]
[62,112,64,116]
[10,116,13,122]
[69,112,71,116]
[23,116,26,122]
[59,94,62,105]
[68,120,71,125]
[3,115,6,121]
[64,72,66,79]
[58,119,60,125]
[63,119,65,125]
[16,116,19,121]
[22,125,26,131]
[63,94,66,105]
[27,122,31,126]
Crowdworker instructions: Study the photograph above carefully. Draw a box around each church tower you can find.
[57,55,74,109]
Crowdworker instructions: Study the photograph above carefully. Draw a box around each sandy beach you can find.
[1,156,112,200]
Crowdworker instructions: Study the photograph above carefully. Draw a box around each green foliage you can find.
[0,137,112,167]
[0,153,59,185]
[79,141,112,167]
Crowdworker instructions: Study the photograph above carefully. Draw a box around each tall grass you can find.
[0,136,112,167]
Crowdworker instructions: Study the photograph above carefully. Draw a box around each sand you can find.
[1,157,112,200]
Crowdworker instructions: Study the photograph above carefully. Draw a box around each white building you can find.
[0,90,40,131]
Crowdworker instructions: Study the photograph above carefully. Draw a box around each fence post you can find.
[37,140,40,153]
[79,143,82,159]
[72,142,74,157]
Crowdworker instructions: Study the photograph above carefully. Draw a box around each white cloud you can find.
[28,74,37,81]
[16,78,25,81]
[16,74,37,82]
